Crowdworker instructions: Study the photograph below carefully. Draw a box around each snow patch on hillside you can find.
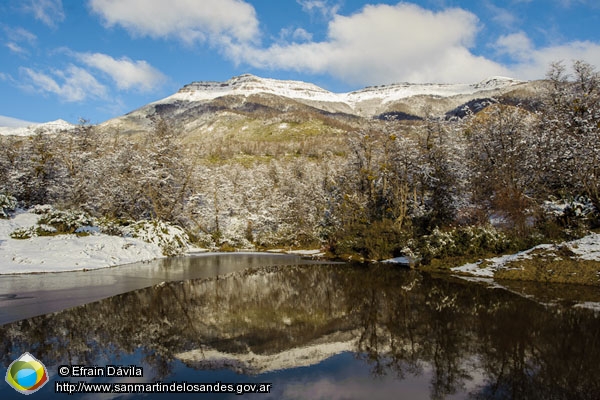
[163,74,342,104]
[0,119,75,136]
[154,74,525,110]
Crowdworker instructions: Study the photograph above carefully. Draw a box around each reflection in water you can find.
[1,263,599,399]
[0,252,320,324]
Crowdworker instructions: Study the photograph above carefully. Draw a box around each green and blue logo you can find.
[5,352,49,395]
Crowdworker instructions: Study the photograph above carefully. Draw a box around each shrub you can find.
[0,194,17,219]
[542,195,597,229]
[97,217,135,236]
[36,207,96,234]
[332,219,408,261]
[10,225,57,239]
[10,226,37,239]
[416,225,512,264]
[124,219,190,256]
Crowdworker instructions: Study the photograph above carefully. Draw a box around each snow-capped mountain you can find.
[154,73,526,116]
[0,118,76,136]
[162,74,522,105]
[169,74,343,104]
[99,73,539,134]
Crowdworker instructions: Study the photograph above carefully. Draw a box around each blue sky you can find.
[1,0,599,125]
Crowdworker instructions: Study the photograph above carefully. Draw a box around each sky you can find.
[1,0,599,125]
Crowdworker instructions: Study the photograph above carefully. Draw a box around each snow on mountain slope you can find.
[0,119,76,136]
[155,74,525,111]
[345,76,523,104]
[167,74,343,104]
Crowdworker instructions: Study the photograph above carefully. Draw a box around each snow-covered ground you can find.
[451,233,600,278]
[0,210,164,274]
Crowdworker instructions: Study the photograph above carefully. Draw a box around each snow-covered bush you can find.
[0,194,17,218]
[417,225,511,262]
[10,226,37,239]
[97,217,192,255]
[36,207,96,234]
[10,206,93,239]
[192,230,216,249]
[30,204,53,214]
[217,216,254,249]
[10,224,57,239]
[543,196,597,220]
[96,217,134,237]
[124,220,190,256]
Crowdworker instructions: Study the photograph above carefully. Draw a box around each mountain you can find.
[99,74,542,135]
[159,74,526,113]
[0,119,76,136]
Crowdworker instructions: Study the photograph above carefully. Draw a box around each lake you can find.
[1,254,599,399]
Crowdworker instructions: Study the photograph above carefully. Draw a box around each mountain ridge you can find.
[97,73,539,135]
[154,73,527,115]
[1,74,539,136]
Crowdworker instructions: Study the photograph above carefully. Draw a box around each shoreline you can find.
[2,210,599,285]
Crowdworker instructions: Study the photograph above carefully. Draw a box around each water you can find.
[0,253,318,324]
[1,256,599,399]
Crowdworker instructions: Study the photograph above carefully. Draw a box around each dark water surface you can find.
[0,253,315,325]
[1,256,599,399]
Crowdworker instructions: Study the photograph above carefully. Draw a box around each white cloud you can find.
[227,3,508,84]
[556,0,588,7]
[83,0,600,86]
[76,52,166,92]
[21,0,65,28]
[494,31,600,79]
[484,1,519,29]
[20,65,108,102]
[89,0,259,45]
[278,27,313,43]
[2,27,37,56]
[5,42,28,55]
[0,115,37,128]
[5,27,37,44]
[292,28,313,42]
[508,41,600,80]
[297,0,340,19]
[495,31,535,62]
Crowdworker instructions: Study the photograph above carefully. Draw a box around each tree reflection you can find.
[1,263,599,398]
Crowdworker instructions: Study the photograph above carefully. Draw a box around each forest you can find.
[0,61,598,267]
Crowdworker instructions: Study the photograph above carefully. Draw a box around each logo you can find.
[5,352,49,395]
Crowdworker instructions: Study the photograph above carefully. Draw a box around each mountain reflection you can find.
[1,263,599,399]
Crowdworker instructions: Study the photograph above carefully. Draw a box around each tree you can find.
[137,118,193,222]
[538,60,600,212]
[465,104,537,232]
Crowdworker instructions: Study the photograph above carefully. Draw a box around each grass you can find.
[419,254,496,271]
[496,279,600,304]
[494,247,600,286]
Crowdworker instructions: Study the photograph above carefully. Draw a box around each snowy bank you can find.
[451,233,600,278]
[0,210,164,274]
